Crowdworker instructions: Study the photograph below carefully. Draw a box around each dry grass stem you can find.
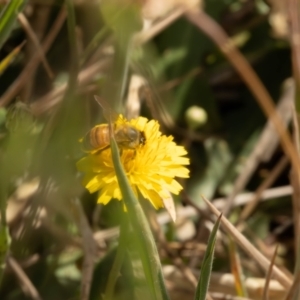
[202,196,292,289]
[185,9,300,217]
[7,256,42,300]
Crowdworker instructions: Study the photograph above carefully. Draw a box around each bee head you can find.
[121,126,146,149]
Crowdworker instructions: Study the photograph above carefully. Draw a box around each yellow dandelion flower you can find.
[76,115,190,209]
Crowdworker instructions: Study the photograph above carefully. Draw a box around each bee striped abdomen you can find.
[83,125,110,151]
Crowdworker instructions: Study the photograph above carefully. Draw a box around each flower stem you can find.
[104,216,129,300]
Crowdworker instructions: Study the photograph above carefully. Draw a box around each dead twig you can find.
[164,266,286,300]
[202,196,292,289]
[237,155,289,225]
[185,9,300,217]
[72,198,98,300]
[288,0,300,87]
[262,245,279,300]
[290,104,300,281]
[29,5,187,116]
[134,7,187,45]
[31,58,111,115]
[7,256,42,300]
[148,208,198,288]
[221,77,294,217]
[17,12,53,79]
[0,7,66,107]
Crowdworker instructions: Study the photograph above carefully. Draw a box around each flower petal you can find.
[77,115,190,210]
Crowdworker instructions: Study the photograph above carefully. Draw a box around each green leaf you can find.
[0,0,27,50]
[100,1,142,111]
[104,218,129,300]
[194,214,221,300]
[80,26,109,66]
[89,246,135,300]
[110,137,169,300]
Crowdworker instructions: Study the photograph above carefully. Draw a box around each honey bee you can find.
[82,96,146,153]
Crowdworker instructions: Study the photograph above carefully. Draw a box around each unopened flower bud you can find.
[185,105,207,129]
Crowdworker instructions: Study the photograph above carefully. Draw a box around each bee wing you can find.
[94,95,119,123]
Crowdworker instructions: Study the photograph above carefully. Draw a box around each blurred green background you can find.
[0,0,296,299]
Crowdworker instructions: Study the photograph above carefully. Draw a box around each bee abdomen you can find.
[83,125,110,151]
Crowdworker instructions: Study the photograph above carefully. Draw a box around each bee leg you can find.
[129,149,137,160]
[93,145,110,155]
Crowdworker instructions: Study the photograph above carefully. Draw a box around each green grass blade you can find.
[100,2,142,111]
[0,0,27,49]
[0,224,9,286]
[0,40,25,75]
[110,137,169,300]
[104,217,129,300]
[194,214,221,300]
[80,27,109,66]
